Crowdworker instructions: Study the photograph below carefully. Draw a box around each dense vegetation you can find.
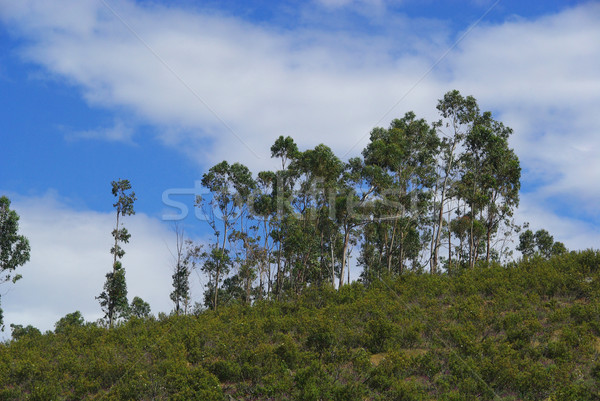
[3,250,600,400]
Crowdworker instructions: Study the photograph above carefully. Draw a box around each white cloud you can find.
[3,1,595,193]
[315,0,386,12]
[446,3,600,218]
[515,192,600,251]
[0,0,444,172]
[0,192,203,340]
[63,119,136,143]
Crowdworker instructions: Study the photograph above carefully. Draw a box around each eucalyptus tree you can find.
[170,224,191,315]
[430,90,479,273]
[289,144,344,288]
[458,110,520,266]
[129,296,151,318]
[201,244,232,310]
[270,136,300,296]
[97,179,136,328]
[335,157,374,287]
[517,228,567,259]
[361,112,439,274]
[54,311,84,334]
[0,196,30,282]
[0,196,30,328]
[254,170,277,297]
[198,161,255,310]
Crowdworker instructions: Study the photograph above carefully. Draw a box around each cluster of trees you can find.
[0,91,567,326]
[518,226,567,259]
[179,90,522,310]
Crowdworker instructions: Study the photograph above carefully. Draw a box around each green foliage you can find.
[518,227,568,259]
[0,196,31,329]
[98,179,136,328]
[0,196,30,278]
[97,262,129,326]
[9,324,41,340]
[191,91,526,308]
[54,311,84,334]
[128,296,151,319]
[3,249,600,399]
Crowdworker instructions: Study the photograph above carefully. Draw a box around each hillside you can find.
[2,250,600,400]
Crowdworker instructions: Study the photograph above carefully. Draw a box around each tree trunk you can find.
[339,229,350,288]
[112,211,120,271]
[387,220,397,272]
[330,233,336,287]
[432,175,449,273]
[485,226,492,263]
[213,266,219,311]
[448,208,452,270]
[276,242,282,299]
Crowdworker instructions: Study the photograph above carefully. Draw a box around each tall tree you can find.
[201,245,232,310]
[170,224,191,315]
[290,144,344,288]
[0,196,30,282]
[361,112,438,274]
[430,90,478,273]
[0,196,31,328]
[458,111,520,266]
[336,157,373,287]
[254,170,277,297]
[198,161,255,310]
[97,179,136,327]
[270,136,300,296]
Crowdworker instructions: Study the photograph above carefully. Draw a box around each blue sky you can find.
[1,0,599,336]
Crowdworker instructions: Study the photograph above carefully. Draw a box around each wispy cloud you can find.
[63,119,136,143]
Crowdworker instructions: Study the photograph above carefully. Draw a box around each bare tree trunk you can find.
[387,220,397,272]
[112,211,120,270]
[276,242,282,300]
[330,234,336,287]
[432,177,448,273]
[339,229,350,287]
[399,231,405,274]
[486,227,492,263]
[448,208,452,271]
[347,248,351,284]
[214,219,229,311]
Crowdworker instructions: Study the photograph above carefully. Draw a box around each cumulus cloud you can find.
[0,192,203,340]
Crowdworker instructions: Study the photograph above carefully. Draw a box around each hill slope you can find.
[2,251,600,400]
